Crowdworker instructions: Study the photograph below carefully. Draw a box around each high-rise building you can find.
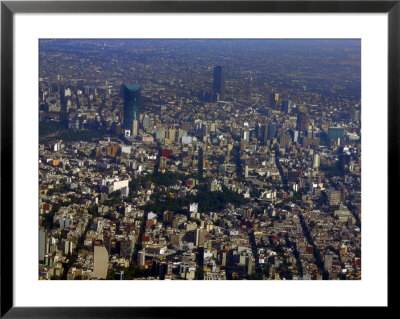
[328,189,342,206]
[163,211,174,224]
[170,233,183,247]
[263,123,269,145]
[297,114,308,131]
[195,228,205,247]
[64,240,73,255]
[255,123,262,141]
[324,254,333,270]
[279,134,291,146]
[290,129,299,143]
[212,66,225,101]
[120,238,134,259]
[142,114,150,128]
[39,229,47,262]
[123,84,141,132]
[198,147,204,178]
[93,245,109,279]
[282,100,292,113]
[313,153,320,169]
[269,92,279,109]
[351,110,360,122]
[220,250,227,266]
[131,119,138,138]
[243,130,250,142]
[338,153,350,171]
[267,124,276,141]
[210,122,217,132]
[247,256,255,275]
[138,249,146,267]
[202,124,209,138]
[168,128,176,141]
[328,127,344,139]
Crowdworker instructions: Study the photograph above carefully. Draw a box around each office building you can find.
[138,250,146,267]
[93,245,109,279]
[279,134,291,146]
[269,92,279,109]
[212,66,225,101]
[198,147,204,178]
[328,189,342,206]
[267,124,276,141]
[39,229,46,262]
[202,124,209,138]
[132,119,138,138]
[297,114,307,131]
[122,84,141,133]
[339,153,350,171]
[282,100,292,113]
[328,127,344,139]
[243,130,250,142]
[195,228,205,247]
[324,254,333,270]
[163,211,174,224]
[313,153,320,169]
[120,237,135,259]
[263,123,269,144]
[255,123,262,141]
[352,110,360,122]
[142,114,150,128]
[290,129,299,143]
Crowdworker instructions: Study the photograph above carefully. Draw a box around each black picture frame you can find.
[1,0,395,317]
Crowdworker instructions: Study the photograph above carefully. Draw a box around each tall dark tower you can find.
[297,113,307,131]
[269,92,279,109]
[122,84,141,131]
[212,65,225,101]
[263,123,269,145]
[198,147,204,178]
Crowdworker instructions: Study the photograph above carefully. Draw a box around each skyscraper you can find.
[313,153,320,169]
[243,130,250,142]
[297,114,307,131]
[269,92,279,109]
[328,127,344,139]
[263,123,269,145]
[212,65,225,101]
[282,100,292,113]
[132,119,138,138]
[39,229,47,262]
[93,245,108,279]
[351,109,360,122]
[123,84,141,132]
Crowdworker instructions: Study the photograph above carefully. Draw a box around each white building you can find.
[189,203,198,214]
[147,212,158,220]
[113,179,129,192]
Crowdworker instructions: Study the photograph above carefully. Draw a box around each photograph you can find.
[38,38,362,281]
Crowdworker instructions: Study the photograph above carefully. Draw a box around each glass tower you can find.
[212,65,225,101]
[123,84,141,131]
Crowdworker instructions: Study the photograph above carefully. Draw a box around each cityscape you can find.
[39,39,361,280]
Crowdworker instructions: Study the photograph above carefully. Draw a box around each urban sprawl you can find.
[39,40,361,280]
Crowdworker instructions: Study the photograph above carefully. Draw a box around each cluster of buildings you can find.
[39,40,361,280]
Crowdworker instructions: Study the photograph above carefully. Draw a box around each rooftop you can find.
[124,84,141,91]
